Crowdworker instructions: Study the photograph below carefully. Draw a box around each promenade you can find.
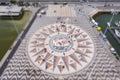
[0,2,120,80]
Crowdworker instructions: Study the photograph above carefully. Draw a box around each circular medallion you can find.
[28,23,95,75]
[49,33,73,52]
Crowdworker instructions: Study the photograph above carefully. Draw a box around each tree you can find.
[25,2,30,6]
[10,0,16,4]
[18,0,23,6]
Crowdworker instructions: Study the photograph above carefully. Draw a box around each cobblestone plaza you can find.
[0,2,120,80]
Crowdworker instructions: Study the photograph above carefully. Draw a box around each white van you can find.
[40,10,46,14]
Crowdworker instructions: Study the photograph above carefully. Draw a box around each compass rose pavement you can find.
[28,23,94,75]
[0,4,120,80]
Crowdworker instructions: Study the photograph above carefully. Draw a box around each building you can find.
[0,6,23,17]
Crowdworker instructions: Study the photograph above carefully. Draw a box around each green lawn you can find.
[0,12,32,61]
[95,13,120,56]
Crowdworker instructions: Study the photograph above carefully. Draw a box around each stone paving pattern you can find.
[0,3,120,80]
[27,23,95,75]
[46,5,76,17]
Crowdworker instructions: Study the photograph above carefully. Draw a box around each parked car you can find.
[54,2,58,5]
[40,10,46,14]
[0,2,9,5]
[63,2,67,5]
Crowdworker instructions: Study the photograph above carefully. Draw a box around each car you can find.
[40,10,46,14]
[63,2,67,5]
[54,2,58,5]
[0,2,9,5]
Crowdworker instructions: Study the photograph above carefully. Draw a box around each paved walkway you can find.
[0,3,120,80]
[46,5,76,17]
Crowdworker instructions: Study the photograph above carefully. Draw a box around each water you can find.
[94,13,120,56]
